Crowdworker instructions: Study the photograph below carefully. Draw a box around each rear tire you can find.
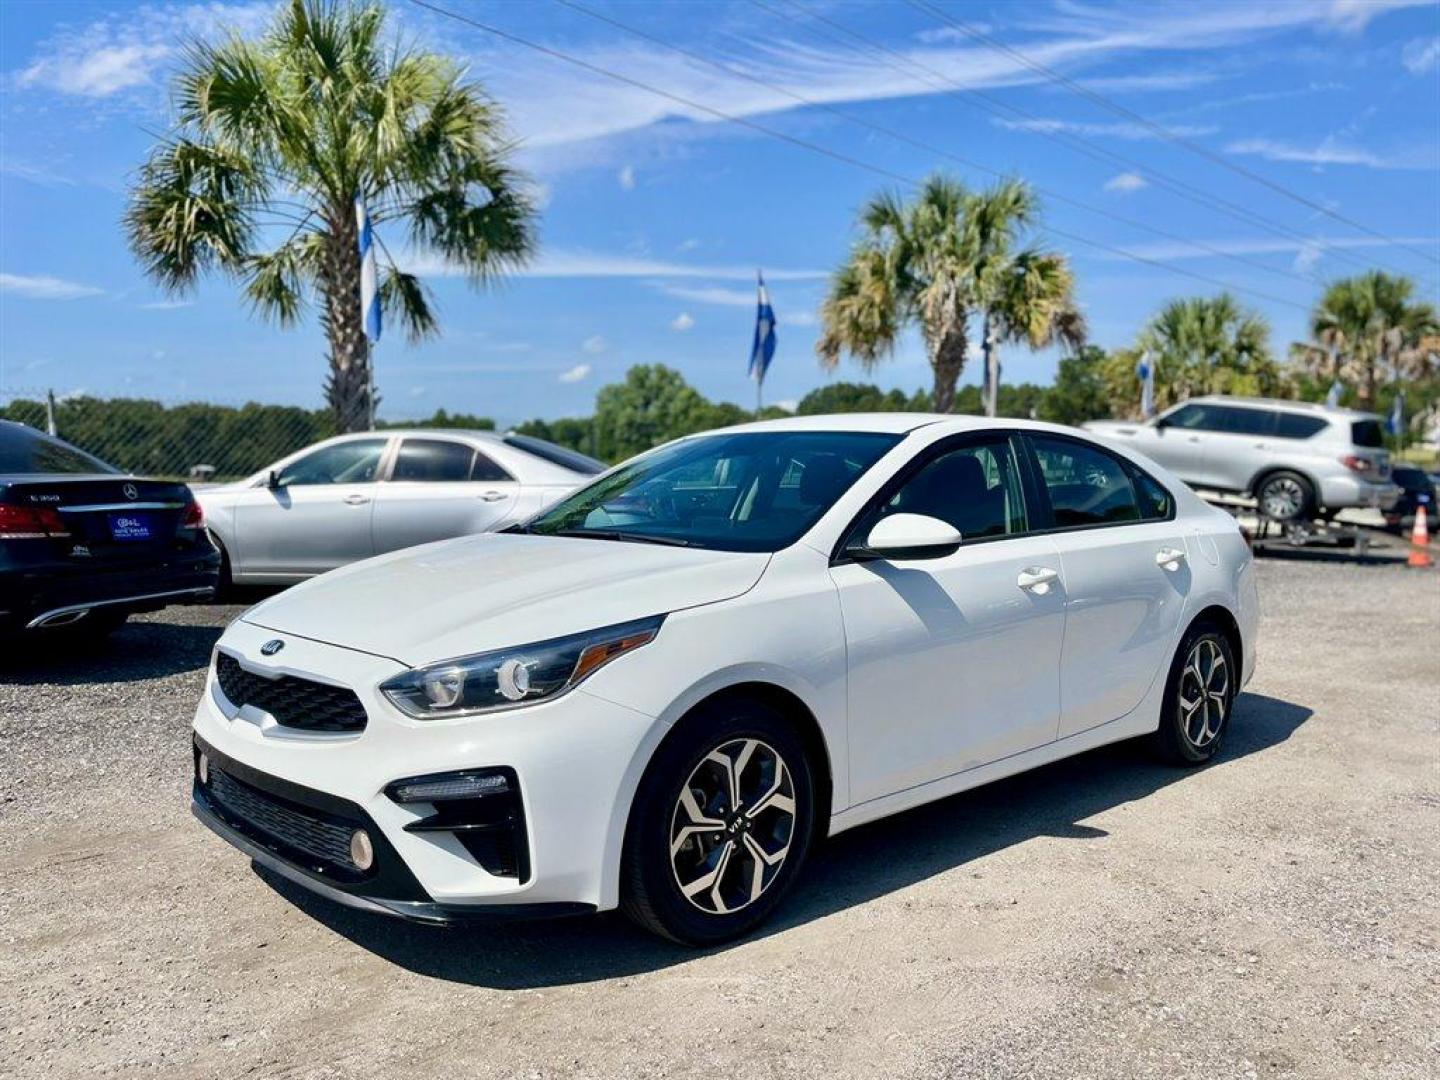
[1151,622,1236,766]
[620,696,816,945]
[1256,470,1315,523]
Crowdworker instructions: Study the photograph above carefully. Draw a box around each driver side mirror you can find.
[267,469,283,489]
[1153,415,1170,431]
[848,513,962,561]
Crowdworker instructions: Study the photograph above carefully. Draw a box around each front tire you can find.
[1152,623,1236,766]
[621,696,816,945]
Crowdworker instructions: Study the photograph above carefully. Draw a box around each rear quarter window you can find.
[1350,420,1385,448]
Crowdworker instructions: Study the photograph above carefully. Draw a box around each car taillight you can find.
[182,499,205,529]
[0,504,71,539]
[1339,455,1371,474]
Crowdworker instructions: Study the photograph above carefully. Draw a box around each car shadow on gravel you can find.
[257,691,1312,989]
[0,616,227,686]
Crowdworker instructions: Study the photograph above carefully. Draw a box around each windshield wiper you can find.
[550,528,694,548]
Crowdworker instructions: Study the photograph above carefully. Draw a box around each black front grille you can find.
[215,652,367,733]
[208,766,358,875]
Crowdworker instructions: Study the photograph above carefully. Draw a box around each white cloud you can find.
[658,284,755,307]
[582,335,607,355]
[12,3,273,98]
[786,310,818,327]
[677,238,701,252]
[670,312,695,331]
[995,118,1218,140]
[139,299,194,310]
[1073,70,1220,93]
[770,399,798,414]
[618,164,636,190]
[1112,234,1437,263]
[1103,172,1148,194]
[1293,242,1324,274]
[408,385,427,398]
[400,247,823,282]
[0,272,104,300]
[559,363,592,383]
[1225,136,1436,170]
[1402,36,1440,74]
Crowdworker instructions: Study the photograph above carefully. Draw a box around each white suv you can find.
[1086,397,1400,522]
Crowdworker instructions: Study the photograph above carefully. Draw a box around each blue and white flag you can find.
[748,272,776,385]
[1325,380,1343,408]
[1388,391,1405,437]
[1136,352,1154,419]
[355,195,381,343]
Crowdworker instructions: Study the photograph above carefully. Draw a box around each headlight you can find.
[378,615,665,719]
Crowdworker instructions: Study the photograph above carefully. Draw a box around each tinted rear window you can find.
[1275,413,1328,439]
[0,423,118,475]
[1217,407,1276,437]
[1351,420,1385,448]
[503,434,606,475]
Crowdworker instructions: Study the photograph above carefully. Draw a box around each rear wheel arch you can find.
[1187,604,1242,674]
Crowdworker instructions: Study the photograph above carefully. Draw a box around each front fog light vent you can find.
[388,771,510,804]
[349,828,375,871]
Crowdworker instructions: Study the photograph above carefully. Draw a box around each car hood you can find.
[241,532,770,666]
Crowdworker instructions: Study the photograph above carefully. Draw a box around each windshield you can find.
[522,430,902,552]
[0,423,119,475]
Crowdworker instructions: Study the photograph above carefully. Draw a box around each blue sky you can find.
[1,0,1437,426]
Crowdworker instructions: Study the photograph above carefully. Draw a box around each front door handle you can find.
[479,490,508,503]
[1156,547,1187,571]
[1186,435,1201,443]
[343,493,370,506]
[1017,566,1060,594]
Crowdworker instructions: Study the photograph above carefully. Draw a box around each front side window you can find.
[1164,404,1222,431]
[276,439,386,487]
[874,438,1028,541]
[1031,436,1142,527]
[524,431,900,552]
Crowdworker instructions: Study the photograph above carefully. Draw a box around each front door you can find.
[236,437,388,577]
[831,434,1066,805]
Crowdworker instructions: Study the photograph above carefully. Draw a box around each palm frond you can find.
[378,265,439,343]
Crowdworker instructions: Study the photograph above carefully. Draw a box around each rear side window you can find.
[1031,436,1142,527]
[1351,420,1385,448]
[393,438,513,482]
[1217,407,1276,437]
[0,423,118,475]
[1275,413,1328,439]
[1132,470,1174,520]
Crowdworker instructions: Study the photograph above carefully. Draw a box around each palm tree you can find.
[979,249,1086,417]
[125,0,536,431]
[817,176,1079,413]
[1299,272,1438,405]
[1113,294,1278,415]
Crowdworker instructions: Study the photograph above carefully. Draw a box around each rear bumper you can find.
[0,552,219,630]
[1317,475,1401,512]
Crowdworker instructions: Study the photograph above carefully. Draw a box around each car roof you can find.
[697,412,1122,439]
[326,427,506,442]
[1185,395,1380,421]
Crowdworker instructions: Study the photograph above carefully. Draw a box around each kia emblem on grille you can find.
[260,639,285,656]
[122,482,139,500]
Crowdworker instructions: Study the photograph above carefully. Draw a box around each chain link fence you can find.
[1,388,347,482]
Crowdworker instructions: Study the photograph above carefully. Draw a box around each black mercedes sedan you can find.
[0,420,219,639]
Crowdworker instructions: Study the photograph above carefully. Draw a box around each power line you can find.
[407,0,1311,313]
[771,0,1417,281]
[906,0,1440,269]
[554,0,1327,291]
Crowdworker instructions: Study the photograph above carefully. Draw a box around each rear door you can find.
[234,437,388,577]
[1197,405,1280,493]
[370,437,519,554]
[1025,433,1192,740]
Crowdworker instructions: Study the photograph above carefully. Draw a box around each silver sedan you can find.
[197,430,603,586]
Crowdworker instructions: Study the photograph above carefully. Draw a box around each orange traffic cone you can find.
[1409,504,1433,569]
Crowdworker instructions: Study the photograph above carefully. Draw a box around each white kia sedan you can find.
[197,430,604,585]
[191,415,1257,944]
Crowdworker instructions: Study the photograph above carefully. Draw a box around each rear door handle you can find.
[343,494,370,506]
[1156,547,1187,571]
[1017,566,1060,594]
[479,490,508,503]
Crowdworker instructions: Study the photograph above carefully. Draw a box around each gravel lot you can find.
[2,546,1436,1079]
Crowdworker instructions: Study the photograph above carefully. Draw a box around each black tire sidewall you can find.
[624,699,816,946]
[1159,624,1236,764]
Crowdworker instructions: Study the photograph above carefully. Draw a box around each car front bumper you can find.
[191,618,667,918]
